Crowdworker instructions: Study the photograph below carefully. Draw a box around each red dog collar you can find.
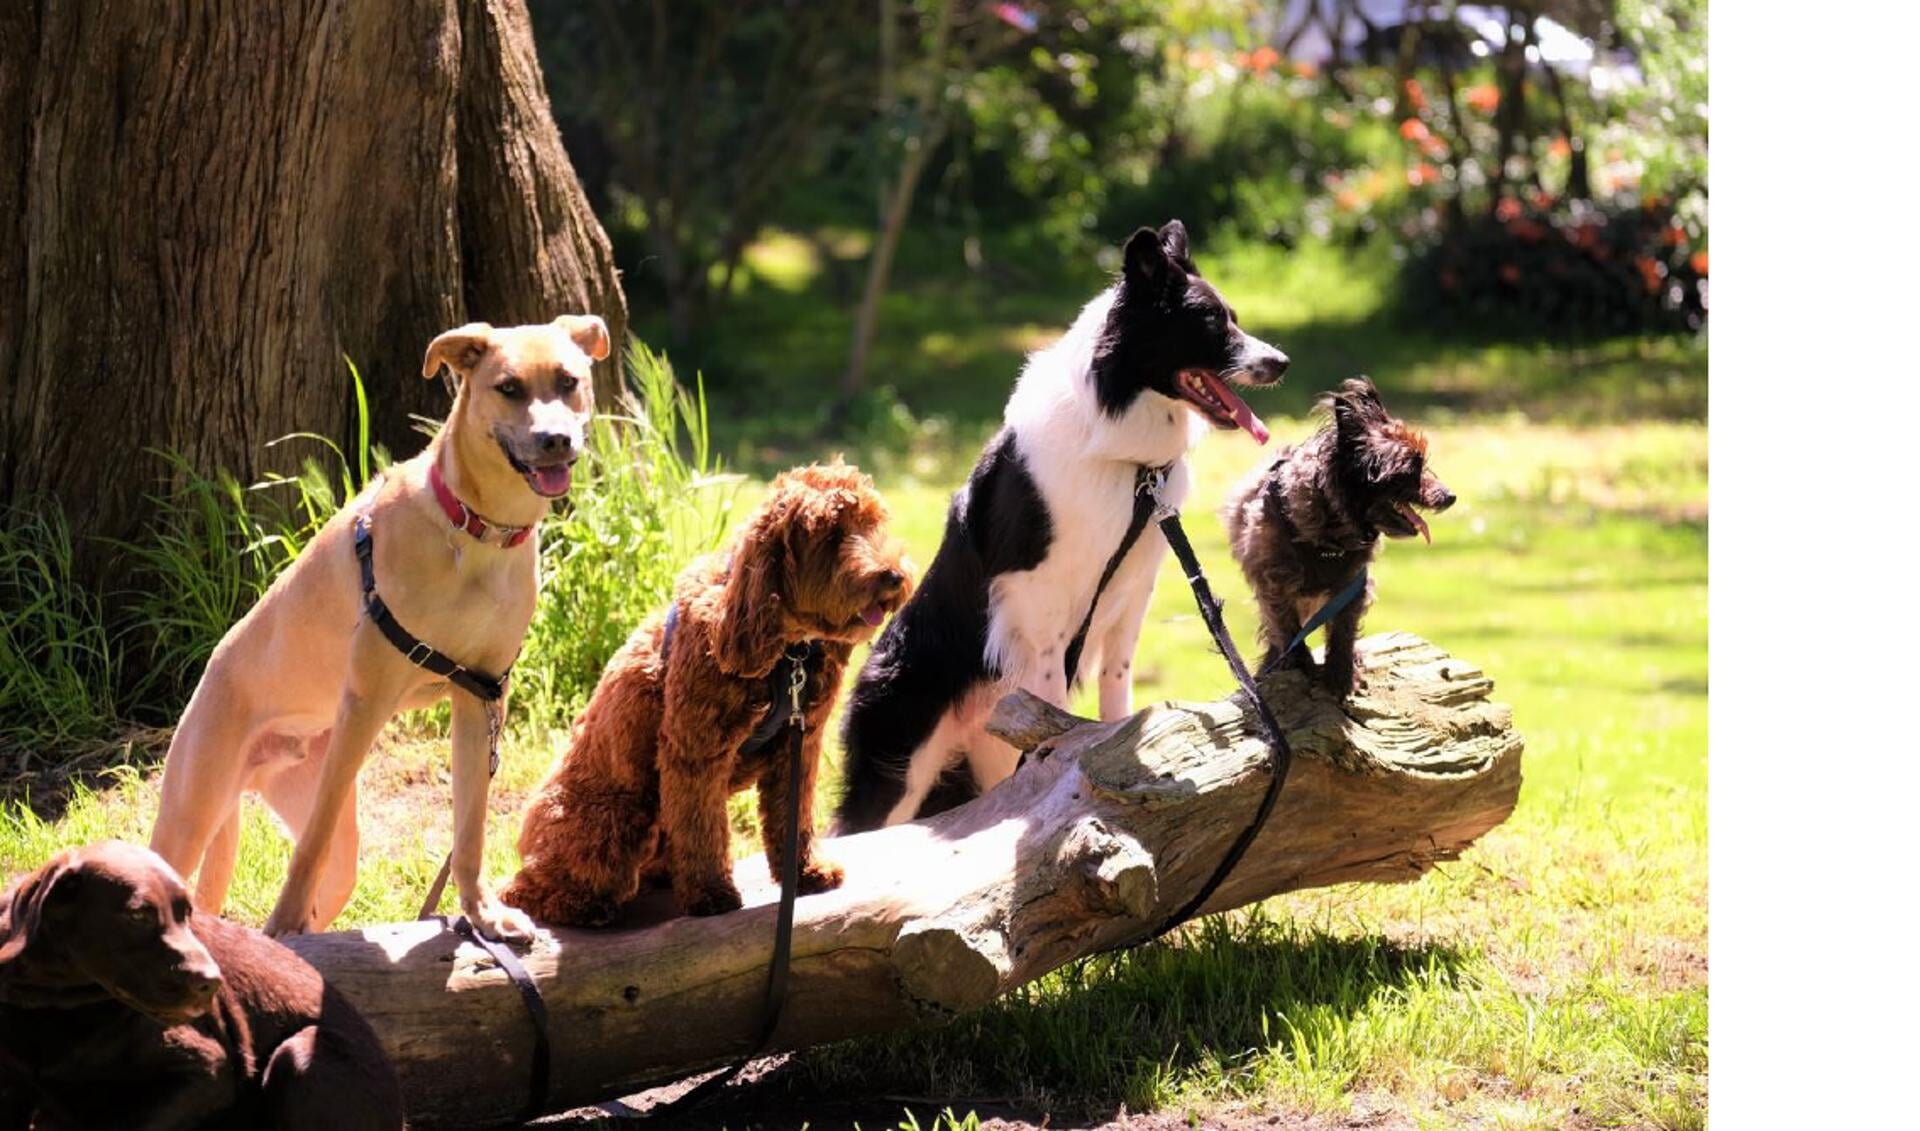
[429,460,533,548]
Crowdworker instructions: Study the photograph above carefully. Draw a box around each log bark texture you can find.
[0,0,625,574]
[287,633,1523,1127]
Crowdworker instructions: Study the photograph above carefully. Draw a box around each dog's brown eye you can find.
[555,373,579,395]
[174,898,193,921]
[496,379,526,400]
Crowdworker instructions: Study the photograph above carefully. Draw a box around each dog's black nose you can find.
[1434,489,1457,511]
[880,569,906,591]
[532,431,574,457]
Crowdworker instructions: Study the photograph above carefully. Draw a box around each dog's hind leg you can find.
[883,704,981,826]
[150,674,263,888]
[193,803,243,914]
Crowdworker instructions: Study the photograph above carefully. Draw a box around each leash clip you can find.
[1140,464,1177,522]
[786,656,807,719]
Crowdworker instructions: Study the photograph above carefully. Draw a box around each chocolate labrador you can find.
[0,841,402,1129]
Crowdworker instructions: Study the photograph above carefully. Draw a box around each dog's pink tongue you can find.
[861,605,887,627]
[1408,508,1431,544]
[530,464,572,497]
[1200,371,1270,445]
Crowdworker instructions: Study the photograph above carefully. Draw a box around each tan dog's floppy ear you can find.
[421,322,495,379]
[713,498,790,677]
[553,314,611,362]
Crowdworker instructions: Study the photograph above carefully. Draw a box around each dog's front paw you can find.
[681,881,744,918]
[464,896,537,943]
[797,857,845,895]
[262,896,316,939]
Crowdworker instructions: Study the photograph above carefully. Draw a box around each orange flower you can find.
[1507,218,1548,242]
[1636,256,1665,294]
[1691,250,1709,275]
[1407,162,1440,187]
[1251,45,1280,73]
[1293,59,1320,78]
[1499,264,1522,285]
[1495,196,1523,222]
[1548,136,1572,159]
[1465,84,1500,113]
[1403,78,1428,111]
[1661,221,1688,247]
[1334,188,1360,212]
[1531,188,1555,211]
[1400,118,1432,143]
[1421,136,1451,159]
[1234,50,1251,69]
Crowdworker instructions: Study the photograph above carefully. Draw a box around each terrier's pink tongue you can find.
[1409,508,1431,544]
[861,605,887,627]
[531,464,572,497]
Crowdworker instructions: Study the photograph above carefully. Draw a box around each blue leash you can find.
[1283,569,1369,658]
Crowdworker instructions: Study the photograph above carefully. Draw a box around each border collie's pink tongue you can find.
[529,464,572,497]
[1187,370,1270,445]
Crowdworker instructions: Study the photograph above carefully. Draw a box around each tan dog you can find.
[148,315,608,941]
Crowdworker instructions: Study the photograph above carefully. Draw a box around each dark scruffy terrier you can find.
[0,840,403,1130]
[1221,377,1455,697]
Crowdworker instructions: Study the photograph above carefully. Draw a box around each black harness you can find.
[354,515,513,704]
[1062,464,1169,686]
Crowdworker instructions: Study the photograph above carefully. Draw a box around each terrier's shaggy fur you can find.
[504,462,911,925]
[1222,377,1455,697]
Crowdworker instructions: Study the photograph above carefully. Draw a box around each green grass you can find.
[0,230,1705,1128]
[785,419,1706,1128]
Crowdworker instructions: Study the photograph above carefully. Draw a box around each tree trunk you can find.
[287,633,1523,1127]
[839,0,957,400]
[840,120,944,399]
[0,0,625,579]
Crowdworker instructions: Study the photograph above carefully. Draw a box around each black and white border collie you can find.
[834,220,1289,832]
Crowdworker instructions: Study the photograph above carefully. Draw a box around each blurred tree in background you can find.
[530,0,1708,396]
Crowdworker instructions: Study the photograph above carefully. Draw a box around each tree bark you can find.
[0,0,625,577]
[287,633,1523,1127]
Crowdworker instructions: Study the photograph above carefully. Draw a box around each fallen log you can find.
[286,632,1523,1127]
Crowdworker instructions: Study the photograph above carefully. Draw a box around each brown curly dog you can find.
[503,461,912,925]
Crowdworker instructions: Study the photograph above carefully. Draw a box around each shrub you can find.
[512,343,737,731]
[0,508,123,765]
[0,345,729,771]
[1399,193,1707,335]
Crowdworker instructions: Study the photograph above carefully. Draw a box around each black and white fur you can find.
[835,220,1290,832]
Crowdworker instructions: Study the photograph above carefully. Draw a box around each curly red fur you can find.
[504,461,912,924]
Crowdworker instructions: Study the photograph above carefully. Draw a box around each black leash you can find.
[1142,505,1299,939]
[593,605,818,1120]
[1062,470,1364,943]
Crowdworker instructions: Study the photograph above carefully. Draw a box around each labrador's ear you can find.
[553,314,610,362]
[422,322,496,379]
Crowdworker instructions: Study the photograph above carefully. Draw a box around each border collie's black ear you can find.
[1123,227,1170,290]
[1159,219,1190,263]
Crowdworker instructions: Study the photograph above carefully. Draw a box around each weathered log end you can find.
[294,633,1521,1126]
